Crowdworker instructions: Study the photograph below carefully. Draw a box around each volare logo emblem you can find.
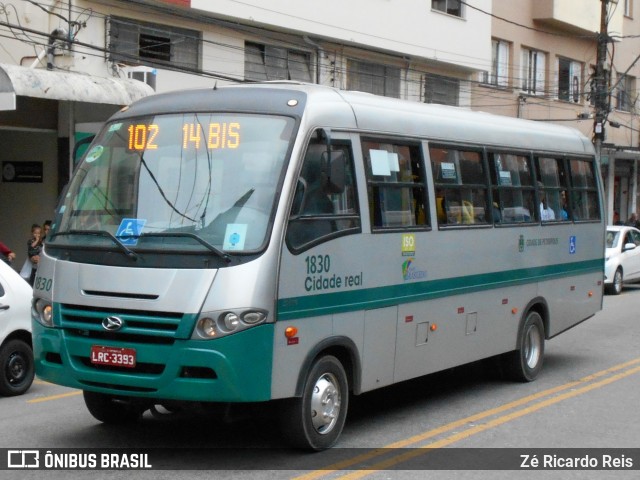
[102,316,124,331]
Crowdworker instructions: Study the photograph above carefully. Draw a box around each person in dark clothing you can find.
[26,224,43,285]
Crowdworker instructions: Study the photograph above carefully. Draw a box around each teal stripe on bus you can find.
[276,259,603,320]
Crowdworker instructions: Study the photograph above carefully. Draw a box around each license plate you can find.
[90,345,136,368]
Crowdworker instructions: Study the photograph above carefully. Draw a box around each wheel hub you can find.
[310,373,341,434]
[7,353,26,383]
[524,324,542,369]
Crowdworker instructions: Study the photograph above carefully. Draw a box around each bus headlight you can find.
[197,317,217,338]
[223,313,240,331]
[242,311,266,325]
[32,298,53,327]
[193,309,268,339]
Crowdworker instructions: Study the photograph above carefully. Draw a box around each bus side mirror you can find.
[326,151,346,193]
[290,178,307,217]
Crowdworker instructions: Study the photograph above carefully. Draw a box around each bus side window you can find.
[363,139,427,229]
[430,146,488,226]
[489,152,536,225]
[536,157,570,222]
[568,158,600,221]
[286,142,360,252]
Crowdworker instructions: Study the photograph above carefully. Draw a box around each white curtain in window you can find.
[496,41,509,87]
[522,49,545,95]
[569,61,582,103]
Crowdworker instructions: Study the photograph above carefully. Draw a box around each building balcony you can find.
[533,0,622,36]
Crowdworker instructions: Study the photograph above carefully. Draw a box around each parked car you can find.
[604,225,640,295]
[0,260,34,395]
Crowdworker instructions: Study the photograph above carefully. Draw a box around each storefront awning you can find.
[0,63,154,111]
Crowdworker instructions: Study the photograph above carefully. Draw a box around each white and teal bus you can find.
[32,83,604,450]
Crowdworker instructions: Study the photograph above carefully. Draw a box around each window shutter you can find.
[245,43,267,81]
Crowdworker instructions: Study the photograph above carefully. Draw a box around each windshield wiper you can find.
[139,232,231,263]
[50,230,138,260]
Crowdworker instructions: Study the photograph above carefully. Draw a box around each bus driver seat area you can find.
[299,145,336,215]
[287,144,345,249]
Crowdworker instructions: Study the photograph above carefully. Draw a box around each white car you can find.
[604,225,640,295]
[0,260,34,395]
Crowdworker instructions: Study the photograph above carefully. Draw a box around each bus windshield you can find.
[51,113,295,254]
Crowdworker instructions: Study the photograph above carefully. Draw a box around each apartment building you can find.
[0,0,491,259]
[1,0,636,259]
[473,0,640,223]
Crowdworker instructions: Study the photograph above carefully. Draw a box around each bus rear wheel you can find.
[503,311,545,382]
[280,355,349,450]
[83,391,146,424]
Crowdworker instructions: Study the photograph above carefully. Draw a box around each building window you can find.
[558,58,582,103]
[347,60,401,98]
[616,74,636,112]
[483,39,509,87]
[107,17,200,70]
[624,0,632,17]
[432,0,462,17]
[521,48,546,96]
[424,73,459,106]
[244,42,312,82]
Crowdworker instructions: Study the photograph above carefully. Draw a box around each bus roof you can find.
[115,82,595,156]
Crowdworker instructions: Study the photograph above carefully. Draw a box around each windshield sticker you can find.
[108,123,122,132]
[116,218,146,246]
[223,224,248,251]
[85,145,104,163]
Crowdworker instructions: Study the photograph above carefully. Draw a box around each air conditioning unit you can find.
[125,66,157,91]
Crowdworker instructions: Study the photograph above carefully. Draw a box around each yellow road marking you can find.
[27,390,82,404]
[33,379,53,386]
[293,357,640,480]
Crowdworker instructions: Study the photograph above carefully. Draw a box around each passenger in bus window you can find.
[560,190,570,220]
[540,191,555,221]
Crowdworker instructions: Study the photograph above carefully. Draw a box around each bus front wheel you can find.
[83,391,146,424]
[280,355,349,450]
[503,311,545,382]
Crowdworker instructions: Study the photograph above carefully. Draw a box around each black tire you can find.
[606,268,623,295]
[83,391,146,424]
[503,311,545,382]
[280,355,349,450]
[0,339,35,396]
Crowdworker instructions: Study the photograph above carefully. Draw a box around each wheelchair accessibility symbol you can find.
[569,235,576,254]
[116,218,146,246]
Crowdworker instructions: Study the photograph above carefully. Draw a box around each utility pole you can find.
[593,0,611,159]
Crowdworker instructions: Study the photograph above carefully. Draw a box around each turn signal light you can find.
[285,326,298,338]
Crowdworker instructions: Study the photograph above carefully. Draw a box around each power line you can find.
[4,0,639,127]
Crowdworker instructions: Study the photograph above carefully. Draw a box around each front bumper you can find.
[32,320,274,402]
